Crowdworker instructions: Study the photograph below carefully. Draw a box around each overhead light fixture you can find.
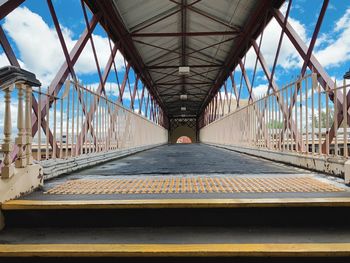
[180,94,188,100]
[179,66,190,75]
[181,106,186,111]
[344,68,350,80]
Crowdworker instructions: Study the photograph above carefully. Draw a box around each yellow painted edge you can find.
[3,197,350,210]
[1,243,350,257]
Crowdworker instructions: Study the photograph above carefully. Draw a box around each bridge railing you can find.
[30,80,167,162]
[200,74,350,179]
[0,67,41,180]
[1,75,167,179]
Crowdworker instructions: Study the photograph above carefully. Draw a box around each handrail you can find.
[201,73,350,158]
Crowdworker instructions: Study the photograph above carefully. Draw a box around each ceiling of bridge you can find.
[86,0,284,118]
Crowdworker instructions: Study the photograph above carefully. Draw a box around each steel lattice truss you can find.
[0,0,167,160]
[0,0,344,156]
[198,0,345,155]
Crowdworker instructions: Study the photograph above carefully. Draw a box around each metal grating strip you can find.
[44,176,344,195]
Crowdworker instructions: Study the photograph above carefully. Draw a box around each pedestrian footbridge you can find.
[1,0,350,261]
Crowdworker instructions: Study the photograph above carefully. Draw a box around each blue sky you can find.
[0,0,350,110]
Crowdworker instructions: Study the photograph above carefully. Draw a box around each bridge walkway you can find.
[5,143,350,203]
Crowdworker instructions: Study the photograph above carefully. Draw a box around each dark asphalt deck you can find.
[16,144,350,201]
[72,144,305,175]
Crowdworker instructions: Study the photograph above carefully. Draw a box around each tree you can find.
[268,120,284,129]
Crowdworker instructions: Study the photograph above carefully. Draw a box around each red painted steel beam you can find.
[0,21,60,163]
[0,0,24,20]
[145,93,150,118]
[251,12,268,93]
[133,39,220,72]
[269,0,292,93]
[76,41,119,153]
[157,82,213,85]
[186,37,237,56]
[130,7,182,34]
[32,13,101,136]
[223,81,229,104]
[302,1,329,76]
[147,64,222,69]
[118,63,131,103]
[229,72,238,101]
[273,6,344,153]
[218,88,224,116]
[138,84,145,115]
[47,0,76,81]
[150,97,154,121]
[273,8,334,91]
[108,37,122,99]
[252,39,303,150]
[146,47,181,65]
[153,69,179,83]
[48,0,95,156]
[239,60,254,102]
[0,26,19,67]
[251,41,279,92]
[170,0,240,31]
[279,1,329,151]
[239,59,270,141]
[88,0,167,116]
[199,0,283,116]
[131,31,239,37]
[81,0,105,92]
[130,75,140,110]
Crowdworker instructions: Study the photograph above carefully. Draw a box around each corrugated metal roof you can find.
[87,0,284,117]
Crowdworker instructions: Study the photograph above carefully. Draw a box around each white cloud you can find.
[245,17,307,71]
[0,52,26,68]
[2,6,124,87]
[86,81,136,101]
[314,8,350,68]
[0,53,10,67]
[252,84,268,97]
[335,8,350,32]
[244,1,308,72]
[243,4,350,83]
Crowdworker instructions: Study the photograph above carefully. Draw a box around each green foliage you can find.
[268,120,284,129]
[313,110,334,128]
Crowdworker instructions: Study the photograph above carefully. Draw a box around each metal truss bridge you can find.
[0,0,350,261]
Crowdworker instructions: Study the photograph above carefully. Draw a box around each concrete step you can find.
[1,226,350,260]
[2,198,350,228]
[3,198,350,260]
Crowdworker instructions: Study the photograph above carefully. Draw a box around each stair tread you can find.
[4,197,350,210]
[1,242,350,257]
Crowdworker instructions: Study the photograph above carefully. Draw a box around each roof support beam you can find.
[147,64,222,69]
[92,0,167,115]
[131,31,240,37]
[169,0,240,31]
[198,1,278,115]
[157,82,213,85]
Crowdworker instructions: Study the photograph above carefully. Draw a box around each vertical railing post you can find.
[25,85,34,165]
[15,84,26,168]
[1,85,15,178]
[0,66,40,179]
